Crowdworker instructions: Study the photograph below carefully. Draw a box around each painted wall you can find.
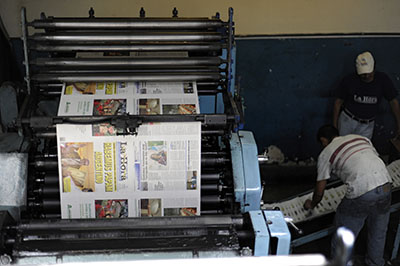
[237,37,400,159]
[1,0,400,37]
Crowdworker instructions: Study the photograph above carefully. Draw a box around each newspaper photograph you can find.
[57,122,201,219]
[133,82,200,115]
[95,199,129,218]
[58,82,133,116]
[60,142,95,193]
[58,81,200,116]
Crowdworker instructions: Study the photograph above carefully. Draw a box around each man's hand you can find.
[303,199,313,210]
[333,98,344,129]
[389,98,400,137]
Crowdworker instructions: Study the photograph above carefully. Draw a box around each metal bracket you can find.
[111,115,142,136]
[263,210,291,255]
[203,114,227,126]
[249,210,270,256]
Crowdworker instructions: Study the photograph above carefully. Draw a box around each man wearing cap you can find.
[333,51,400,139]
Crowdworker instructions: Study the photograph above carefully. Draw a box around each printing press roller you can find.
[0,8,281,262]
[34,172,225,185]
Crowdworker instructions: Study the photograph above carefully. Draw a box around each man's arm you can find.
[304,180,327,210]
[333,98,344,129]
[389,98,400,135]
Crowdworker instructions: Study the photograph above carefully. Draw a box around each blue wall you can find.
[236,36,400,159]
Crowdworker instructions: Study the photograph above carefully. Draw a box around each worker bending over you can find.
[304,125,392,266]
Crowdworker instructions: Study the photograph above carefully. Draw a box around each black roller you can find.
[43,174,59,185]
[32,57,223,67]
[197,89,220,95]
[40,67,221,74]
[35,174,59,186]
[32,72,222,83]
[201,183,219,192]
[42,214,61,219]
[201,157,229,167]
[201,151,228,156]
[42,199,61,211]
[201,173,221,183]
[31,159,58,170]
[39,173,221,185]
[17,215,243,230]
[201,195,223,210]
[200,210,223,215]
[35,132,57,138]
[201,130,225,135]
[36,129,226,139]
[33,187,60,197]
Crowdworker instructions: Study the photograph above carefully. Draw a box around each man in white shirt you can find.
[304,125,392,266]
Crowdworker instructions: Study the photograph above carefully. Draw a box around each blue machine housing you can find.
[249,210,291,256]
[230,130,262,213]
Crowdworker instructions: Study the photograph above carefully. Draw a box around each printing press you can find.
[0,7,358,265]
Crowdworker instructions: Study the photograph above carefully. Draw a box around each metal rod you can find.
[17,215,243,230]
[36,172,221,185]
[227,7,234,92]
[30,32,223,42]
[200,210,223,215]
[32,57,223,67]
[197,89,221,95]
[198,81,221,87]
[201,129,225,135]
[37,86,221,94]
[39,67,221,74]
[30,43,223,52]
[42,214,61,219]
[30,18,225,29]
[201,157,230,166]
[22,113,234,127]
[20,228,213,242]
[35,132,57,138]
[21,7,31,94]
[32,73,222,82]
[201,151,228,156]
[34,128,225,138]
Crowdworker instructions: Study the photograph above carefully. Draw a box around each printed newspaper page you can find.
[58,82,133,116]
[133,82,200,115]
[56,122,201,219]
[57,81,200,116]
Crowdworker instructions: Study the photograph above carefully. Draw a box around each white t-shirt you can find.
[317,134,392,199]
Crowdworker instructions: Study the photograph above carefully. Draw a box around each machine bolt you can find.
[0,255,12,265]
[239,247,252,256]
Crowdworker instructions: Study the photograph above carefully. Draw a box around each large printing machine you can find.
[0,7,354,265]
